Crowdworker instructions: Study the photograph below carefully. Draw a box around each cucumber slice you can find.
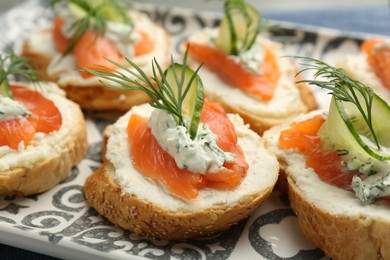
[68,2,88,19]
[68,0,129,24]
[164,63,204,139]
[98,1,130,24]
[318,89,390,161]
[215,0,260,55]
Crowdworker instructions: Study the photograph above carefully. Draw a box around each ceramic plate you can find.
[0,0,372,259]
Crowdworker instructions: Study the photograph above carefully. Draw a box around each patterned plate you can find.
[0,0,370,259]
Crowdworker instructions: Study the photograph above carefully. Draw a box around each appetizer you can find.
[22,0,170,112]
[263,58,390,259]
[337,38,390,102]
[185,0,317,134]
[83,51,279,240]
[0,50,87,196]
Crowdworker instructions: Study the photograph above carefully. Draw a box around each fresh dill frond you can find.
[82,48,204,138]
[294,56,379,148]
[50,0,133,57]
[0,47,39,99]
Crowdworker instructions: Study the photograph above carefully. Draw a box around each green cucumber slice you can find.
[68,2,88,19]
[215,0,260,55]
[164,63,204,139]
[68,0,129,24]
[318,89,390,161]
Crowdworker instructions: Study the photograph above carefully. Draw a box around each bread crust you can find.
[85,160,274,240]
[288,177,390,260]
[0,86,88,196]
[21,23,170,112]
[263,112,390,260]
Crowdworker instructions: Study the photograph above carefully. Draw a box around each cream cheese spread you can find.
[147,109,235,173]
[0,96,30,121]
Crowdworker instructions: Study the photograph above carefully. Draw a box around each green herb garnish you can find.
[0,48,39,99]
[295,57,379,148]
[49,0,133,57]
[295,56,390,161]
[83,48,205,139]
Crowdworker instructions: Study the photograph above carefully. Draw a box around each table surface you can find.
[0,0,389,259]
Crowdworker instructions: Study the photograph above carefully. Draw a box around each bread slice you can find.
[263,111,390,260]
[84,104,279,240]
[186,29,318,135]
[21,10,171,112]
[0,82,88,196]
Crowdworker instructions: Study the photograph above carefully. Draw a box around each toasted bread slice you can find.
[21,10,171,112]
[0,82,88,196]
[263,111,390,260]
[84,104,279,240]
[186,29,318,135]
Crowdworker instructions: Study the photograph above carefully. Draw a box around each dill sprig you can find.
[294,56,379,149]
[0,48,39,99]
[50,0,133,57]
[82,48,204,138]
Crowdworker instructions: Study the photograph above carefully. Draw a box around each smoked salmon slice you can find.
[52,16,155,78]
[127,99,248,199]
[360,38,390,90]
[279,115,355,189]
[187,42,280,101]
[0,86,62,149]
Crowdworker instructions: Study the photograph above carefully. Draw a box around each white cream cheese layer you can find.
[27,10,168,87]
[263,111,390,219]
[338,54,390,103]
[0,82,79,171]
[0,96,30,121]
[187,28,307,119]
[148,109,235,174]
[105,104,279,211]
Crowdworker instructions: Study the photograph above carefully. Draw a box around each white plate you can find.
[0,0,372,259]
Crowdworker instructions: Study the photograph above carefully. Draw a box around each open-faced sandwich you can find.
[0,50,87,196]
[83,50,279,240]
[263,58,390,259]
[185,0,318,134]
[21,0,170,112]
[337,38,390,102]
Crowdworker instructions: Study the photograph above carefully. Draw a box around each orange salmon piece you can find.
[127,114,206,199]
[361,38,390,90]
[13,86,62,133]
[279,115,324,154]
[127,99,248,199]
[0,118,36,149]
[279,115,355,189]
[72,31,122,78]
[187,42,280,101]
[133,30,155,56]
[306,149,354,189]
[52,16,69,53]
[0,86,62,149]
[200,99,248,189]
[52,17,155,78]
